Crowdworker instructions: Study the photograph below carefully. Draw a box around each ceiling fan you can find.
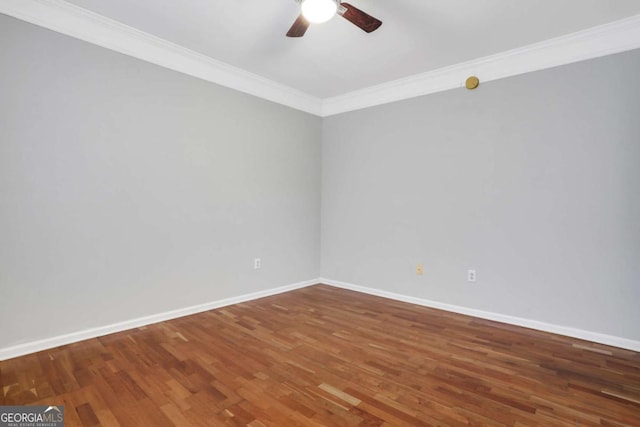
[287,0,382,37]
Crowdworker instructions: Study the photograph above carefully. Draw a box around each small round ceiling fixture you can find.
[301,0,339,24]
[465,76,480,90]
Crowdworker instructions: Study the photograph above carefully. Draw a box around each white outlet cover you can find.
[468,270,476,282]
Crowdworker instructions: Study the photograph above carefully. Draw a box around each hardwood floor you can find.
[2,284,639,426]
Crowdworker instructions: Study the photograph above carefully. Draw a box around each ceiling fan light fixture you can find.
[301,0,338,24]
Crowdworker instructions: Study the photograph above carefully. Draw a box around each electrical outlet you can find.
[467,269,476,282]
[254,258,261,269]
[416,264,423,275]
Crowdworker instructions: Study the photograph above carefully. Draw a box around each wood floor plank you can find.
[1,284,639,426]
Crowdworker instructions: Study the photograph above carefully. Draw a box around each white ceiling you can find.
[59,0,640,98]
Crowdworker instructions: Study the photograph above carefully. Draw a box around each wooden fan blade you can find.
[339,2,382,33]
[286,15,310,37]
[338,3,382,33]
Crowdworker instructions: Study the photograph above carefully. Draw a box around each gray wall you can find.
[322,50,640,341]
[2,12,639,350]
[0,15,321,348]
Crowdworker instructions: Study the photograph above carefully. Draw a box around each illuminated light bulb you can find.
[301,0,338,24]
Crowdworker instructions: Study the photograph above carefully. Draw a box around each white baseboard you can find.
[0,278,319,361]
[320,278,640,352]
[4,277,637,360]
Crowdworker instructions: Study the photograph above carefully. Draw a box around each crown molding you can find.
[322,14,640,116]
[0,0,323,116]
[1,1,639,117]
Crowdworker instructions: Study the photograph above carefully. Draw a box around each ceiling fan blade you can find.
[338,2,382,33]
[286,14,310,37]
